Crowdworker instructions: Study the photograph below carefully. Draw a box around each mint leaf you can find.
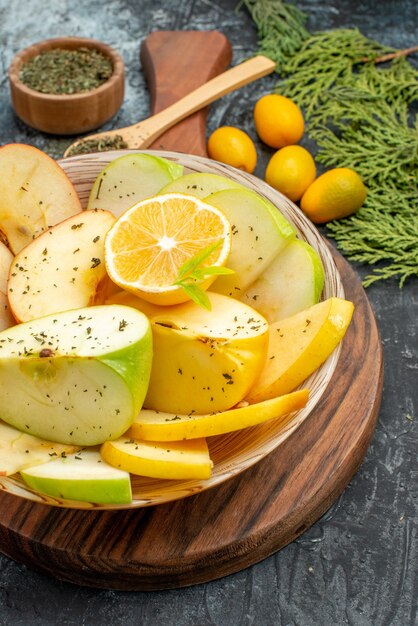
[176,241,222,281]
[186,266,233,281]
[199,266,235,276]
[180,283,212,310]
[173,241,235,310]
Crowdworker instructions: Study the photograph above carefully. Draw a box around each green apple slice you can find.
[0,419,80,476]
[158,172,243,198]
[0,304,152,446]
[87,153,184,217]
[241,239,325,323]
[205,188,296,296]
[20,449,132,504]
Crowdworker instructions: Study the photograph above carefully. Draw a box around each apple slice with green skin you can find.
[0,241,15,331]
[246,297,354,404]
[0,143,82,254]
[101,437,212,480]
[204,188,296,296]
[0,304,152,446]
[241,239,325,323]
[8,208,116,323]
[158,172,243,198]
[20,449,132,504]
[131,389,309,441]
[0,420,80,476]
[87,153,184,217]
[106,290,269,415]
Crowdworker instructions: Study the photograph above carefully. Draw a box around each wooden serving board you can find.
[141,30,232,155]
[0,32,383,590]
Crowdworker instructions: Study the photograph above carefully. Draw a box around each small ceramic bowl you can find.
[8,37,125,135]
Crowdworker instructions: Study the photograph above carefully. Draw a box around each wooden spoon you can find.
[63,55,275,157]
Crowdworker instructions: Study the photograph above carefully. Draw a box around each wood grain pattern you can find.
[0,4,413,623]
[0,33,383,588]
[0,245,383,590]
[141,31,232,155]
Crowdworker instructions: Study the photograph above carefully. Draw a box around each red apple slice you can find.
[0,241,15,330]
[8,209,116,322]
[0,143,82,253]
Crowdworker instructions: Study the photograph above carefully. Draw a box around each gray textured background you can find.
[0,1,417,625]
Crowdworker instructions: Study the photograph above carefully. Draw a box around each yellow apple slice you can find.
[8,209,115,322]
[246,297,354,404]
[130,389,309,441]
[0,144,82,253]
[107,290,269,414]
[0,241,15,331]
[0,419,80,476]
[101,437,212,480]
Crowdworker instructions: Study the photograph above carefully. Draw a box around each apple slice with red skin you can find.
[0,144,82,254]
[0,242,15,331]
[8,209,116,323]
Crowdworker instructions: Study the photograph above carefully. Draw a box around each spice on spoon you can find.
[19,47,113,95]
[65,135,128,157]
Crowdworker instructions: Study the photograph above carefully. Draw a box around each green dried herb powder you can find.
[20,47,113,95]
[65,135,128,157]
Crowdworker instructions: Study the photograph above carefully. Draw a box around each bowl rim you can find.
[8,36,125,103]
[0,149,346,510]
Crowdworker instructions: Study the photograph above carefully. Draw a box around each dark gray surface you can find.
[0,1,417,625]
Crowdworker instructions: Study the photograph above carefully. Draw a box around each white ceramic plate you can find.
[0,150,344,509]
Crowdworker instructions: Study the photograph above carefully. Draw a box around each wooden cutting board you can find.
[0,32,383,590]
[141,30,232,155]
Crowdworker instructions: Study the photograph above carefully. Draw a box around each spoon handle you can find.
[64,55,275,156]
[130,55,276,148]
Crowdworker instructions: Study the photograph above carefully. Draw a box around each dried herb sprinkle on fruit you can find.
[20,47,113,95]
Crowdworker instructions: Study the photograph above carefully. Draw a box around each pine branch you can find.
[238,0,309,71]
[276,28,391,116]
[363,45,418,64]
[244,0,418,287]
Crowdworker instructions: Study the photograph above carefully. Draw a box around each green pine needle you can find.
[238,0,309,71]
[277,28,391,116]
[178,282,212,310]
[242,0,418,287]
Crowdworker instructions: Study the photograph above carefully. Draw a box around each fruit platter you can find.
[0,145,352,510]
